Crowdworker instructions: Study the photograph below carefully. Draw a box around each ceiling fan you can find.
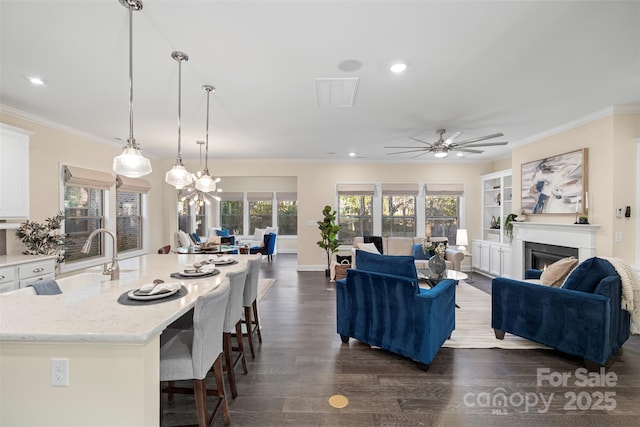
[385,129,508,158]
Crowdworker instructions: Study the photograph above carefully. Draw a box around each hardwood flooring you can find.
[161,254,640,427]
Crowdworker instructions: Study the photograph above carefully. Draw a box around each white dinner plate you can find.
[212,258,235,265]
[128,288,179,301]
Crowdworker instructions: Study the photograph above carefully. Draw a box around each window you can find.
[64,185,104,262]
[220,192,243,235]
[277,193,297,235]
[115,175,150,253]
[382,195,416,237]
[62,165,113,263]
[337,184,375,244]
[116,191,142,252]
[381,184,419,237]
[248,192,273,231]
[424,184,464,243]
[178,198,191,234]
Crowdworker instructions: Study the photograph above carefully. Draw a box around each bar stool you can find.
[242,257,263,358]
[222,268,249,398]
[160,279,231,426]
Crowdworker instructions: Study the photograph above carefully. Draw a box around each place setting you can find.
[118,279,188,306]
[170,260,221,279]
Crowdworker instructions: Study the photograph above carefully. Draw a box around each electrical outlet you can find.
[616,208,623,218]
[51,358,69,386]
[615,232,623,243]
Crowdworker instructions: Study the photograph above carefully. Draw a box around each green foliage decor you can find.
[504,213,517,241]
[15,211,66,263]
[317,205,341,272]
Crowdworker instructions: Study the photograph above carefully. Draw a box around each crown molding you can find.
[511,104,640,148]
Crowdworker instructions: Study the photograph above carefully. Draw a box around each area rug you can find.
[258,278,276,302]
[443,282,550,350]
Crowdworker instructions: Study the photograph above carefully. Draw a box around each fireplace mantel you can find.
[511,222,599,279]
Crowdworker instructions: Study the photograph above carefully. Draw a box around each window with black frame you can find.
[381,184,419,237]
[277,192,297,235]
[115,175,150,253]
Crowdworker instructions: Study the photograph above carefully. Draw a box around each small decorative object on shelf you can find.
[15,211,66,263]
[577,216,589,224]
[495,193,501,206]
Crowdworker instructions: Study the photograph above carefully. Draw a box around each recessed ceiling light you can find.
[25,76,45,86]
[390,63,407,73]
[456,152,464,157]
[349,152,356,157]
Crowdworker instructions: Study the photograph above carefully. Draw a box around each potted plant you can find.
[15,211,66,263]
[503,213,518,241]
[317,205,340,277]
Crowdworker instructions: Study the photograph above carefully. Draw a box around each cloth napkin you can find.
[137,282,181,295]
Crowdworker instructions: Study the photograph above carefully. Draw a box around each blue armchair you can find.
[336,250,456,370]
[492,257,630,367]
[249,233,276,263]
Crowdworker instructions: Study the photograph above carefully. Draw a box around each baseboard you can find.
[297,265,327,272]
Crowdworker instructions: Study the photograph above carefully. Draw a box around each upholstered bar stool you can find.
[160,279,231,426]
[242,257,263,358]
[222,268,249,398]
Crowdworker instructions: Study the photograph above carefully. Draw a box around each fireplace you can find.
[511,222,599,279]
[524,241,579,271]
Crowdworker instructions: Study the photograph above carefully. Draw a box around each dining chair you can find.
[221,268,249,398]
[160,279,231,426]
[241,257,263,358]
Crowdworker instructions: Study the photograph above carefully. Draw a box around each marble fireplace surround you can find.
[511,222,599,280]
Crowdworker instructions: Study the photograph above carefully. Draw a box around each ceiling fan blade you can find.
[444,131,462,145]
[384,146,431,149]
[411,151,431,159]
[459,141,509,148]
[455,148,484,154]
[455,132,504,146]
[386,149,429,155]
[409,137,434,147]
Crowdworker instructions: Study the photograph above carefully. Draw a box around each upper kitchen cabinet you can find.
[0,123,31,219]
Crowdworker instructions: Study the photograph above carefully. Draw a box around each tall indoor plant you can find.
[317,205,340,276]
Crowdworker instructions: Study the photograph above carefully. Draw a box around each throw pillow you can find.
[356,242,380,254]
[561,257,617,293]
[177,230,191,247]
[540,257,578,287]
[252,228,266,242]
[412,243,430,260]
[216,229,230,237]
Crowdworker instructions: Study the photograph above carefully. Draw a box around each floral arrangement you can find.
[15,212,66,263]
[422,238,446,259]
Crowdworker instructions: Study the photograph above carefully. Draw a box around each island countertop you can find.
[0,253,258,344]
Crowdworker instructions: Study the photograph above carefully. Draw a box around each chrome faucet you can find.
[81,228,120,280]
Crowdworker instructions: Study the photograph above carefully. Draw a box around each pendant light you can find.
[165,51,193,189]
[195,85,221,194]
[112,0,152,178]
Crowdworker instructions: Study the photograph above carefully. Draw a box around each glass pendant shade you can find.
[195,174,217,192]
[165,164,193,189]
[113,146,152,177]
[113,0,151,178]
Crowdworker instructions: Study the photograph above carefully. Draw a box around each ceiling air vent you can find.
[315,77,359,107]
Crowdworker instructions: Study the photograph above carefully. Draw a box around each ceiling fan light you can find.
[434,150,448,158]
[390,63,407,73]
[165,163,193,189]
[113,146,152,177]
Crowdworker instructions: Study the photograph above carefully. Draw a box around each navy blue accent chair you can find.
[249,233,277,263]
[492,257,630,367]
[336,250,456,370]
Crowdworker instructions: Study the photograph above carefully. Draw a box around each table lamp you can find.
[456,229,469,252]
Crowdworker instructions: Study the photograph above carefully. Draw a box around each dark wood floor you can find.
[162,254,640,427]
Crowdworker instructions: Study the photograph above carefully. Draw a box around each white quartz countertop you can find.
[0,254,57,267]
[0,254,259,344]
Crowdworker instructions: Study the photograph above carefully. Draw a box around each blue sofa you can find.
[336,250,456,370]
[492,257,630,366]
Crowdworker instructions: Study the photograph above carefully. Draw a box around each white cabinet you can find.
[472,239,511,278]
[0,124,31,219]
[481,169,512,245]
[0,257,56,293]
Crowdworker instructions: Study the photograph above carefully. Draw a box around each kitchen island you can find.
[0,253,259,426]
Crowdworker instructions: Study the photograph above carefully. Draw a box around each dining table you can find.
[0,253,260,427]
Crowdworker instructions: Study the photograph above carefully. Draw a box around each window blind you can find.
[424,183,464,196]
[63,165,114,190]
[381,183,419,195]
[336,183,376,195]
[116,175,151,193]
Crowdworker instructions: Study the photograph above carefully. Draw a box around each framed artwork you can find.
[521,148,588,215]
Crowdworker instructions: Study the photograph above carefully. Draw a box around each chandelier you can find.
[179,84,221,206]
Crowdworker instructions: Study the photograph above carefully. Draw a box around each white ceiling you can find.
[1,0,639,163]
